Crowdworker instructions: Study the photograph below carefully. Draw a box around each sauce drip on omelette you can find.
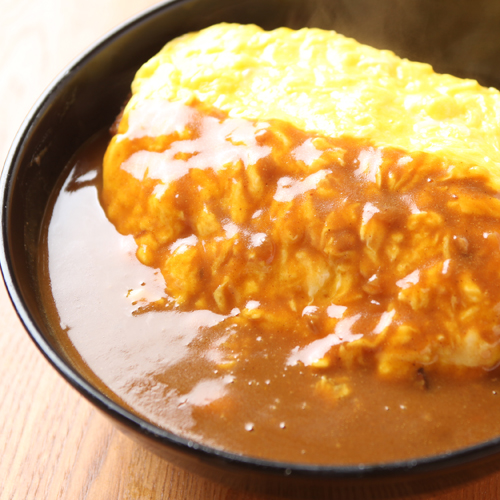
[102,24,500,386]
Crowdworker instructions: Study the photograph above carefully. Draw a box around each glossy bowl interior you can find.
[3,0,500,497]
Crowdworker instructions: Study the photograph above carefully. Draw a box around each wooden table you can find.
[1,1,500,498]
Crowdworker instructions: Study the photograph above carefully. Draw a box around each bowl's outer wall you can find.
[4,0,500,497]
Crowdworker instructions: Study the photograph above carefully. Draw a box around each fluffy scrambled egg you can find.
[127,23,500,180]
[102,24,500,387]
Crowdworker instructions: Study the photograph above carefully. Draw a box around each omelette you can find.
[102,23,500,391]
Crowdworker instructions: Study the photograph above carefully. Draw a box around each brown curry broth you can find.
[39,130,500,465]
[104,100,500,378]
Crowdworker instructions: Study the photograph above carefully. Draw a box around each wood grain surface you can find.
[2,1,500,498]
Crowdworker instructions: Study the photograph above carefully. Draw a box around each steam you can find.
[299,0,500,89]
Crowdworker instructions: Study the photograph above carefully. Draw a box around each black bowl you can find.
[3,0,500,498]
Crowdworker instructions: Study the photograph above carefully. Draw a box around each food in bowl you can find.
[40,23,500,464]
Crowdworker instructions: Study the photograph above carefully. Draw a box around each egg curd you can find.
[102,23,500,393]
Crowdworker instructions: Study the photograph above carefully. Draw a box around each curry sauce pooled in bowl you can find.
[45,23,500,464]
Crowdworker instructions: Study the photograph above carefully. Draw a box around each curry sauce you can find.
[38,24,500,465]
[39,118,500,465]
[103,100,500,383]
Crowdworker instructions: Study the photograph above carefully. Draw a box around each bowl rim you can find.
[3,0,500,482]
